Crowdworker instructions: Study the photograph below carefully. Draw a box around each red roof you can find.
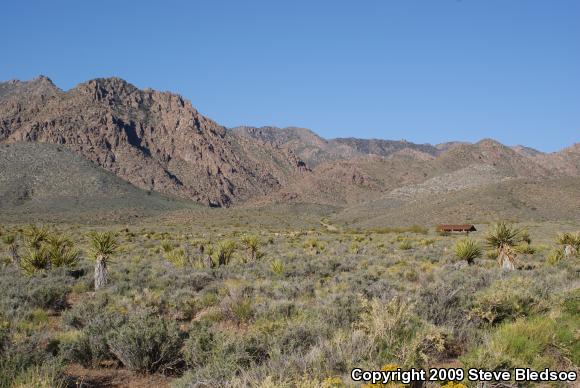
[437,224,477,232]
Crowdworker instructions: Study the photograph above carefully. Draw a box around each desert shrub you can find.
[61,305,125,365]
[462,309,578,372]
[62,293,110,329]
[561,288,579,315]
[0,318,9,354]
[165,289,199,321]
[179,328,270,385]
[356,297,418,361]
[160,240,175,253]
[470,277,545,325]
[419,238,435,246]
[321,292,364,327]
[57,330,93,367]
[400,325,450,367]
[484,250,497,259]
[417,266,494,347]
[183,322,216,368]
[9,360,66,388]
[278,322,320,354]
[453,238,481,265]
[0,332,57,387]
[27,282,70,311]
[348,241,361,254]
[220,286,254,325]
[107,314,183,374]
[302,328,370,376]
[369,225,428,235]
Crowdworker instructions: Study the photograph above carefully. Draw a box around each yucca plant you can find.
[270,259,285,276]
[20,246,51,274]
[453,238,482,265]
[240,234,261,261]
[23,225,49,250]
[46,234,81,268]
[2,234,19,265]
[160,241,175,254]
[164,248,187,267]
[212,240,236,266]
[89,232,118,290]
[556,232,580,258]
[485,222,524,270]
[547,248,564,265]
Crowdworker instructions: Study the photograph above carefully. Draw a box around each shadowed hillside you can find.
[0,142,193,221]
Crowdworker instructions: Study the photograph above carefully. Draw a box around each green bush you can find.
[62,305,125,366]
[107,314,184,373]
[28,283,70,311]
[183,322,216,368]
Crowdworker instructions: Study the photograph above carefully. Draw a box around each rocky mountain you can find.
[0,77,307,206]
[0,75,578,223]
[0,75,60,101]
[231,126,440,166]
[248,138,578,211]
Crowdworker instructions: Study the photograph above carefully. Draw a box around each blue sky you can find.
[1,0,578,151]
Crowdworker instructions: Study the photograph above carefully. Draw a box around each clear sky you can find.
[1,0,579,151]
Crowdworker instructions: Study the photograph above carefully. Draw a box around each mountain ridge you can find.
[0,75,578,219]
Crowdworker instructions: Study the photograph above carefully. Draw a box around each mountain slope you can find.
[0,77,306,206]
[0,142,191,219]
[231,126,440,167]
[332,177,580,227]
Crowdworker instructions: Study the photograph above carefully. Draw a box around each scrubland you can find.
[0,220,578,387]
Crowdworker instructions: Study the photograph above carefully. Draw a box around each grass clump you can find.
[397,239,413,250]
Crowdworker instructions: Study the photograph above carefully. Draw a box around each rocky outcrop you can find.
[0,77,307,206]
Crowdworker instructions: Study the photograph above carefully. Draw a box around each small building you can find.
[436,224,477,234]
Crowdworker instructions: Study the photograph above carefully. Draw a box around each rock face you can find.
[0,77,306,206]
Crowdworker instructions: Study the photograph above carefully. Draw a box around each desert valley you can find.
[0,76,578,387]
